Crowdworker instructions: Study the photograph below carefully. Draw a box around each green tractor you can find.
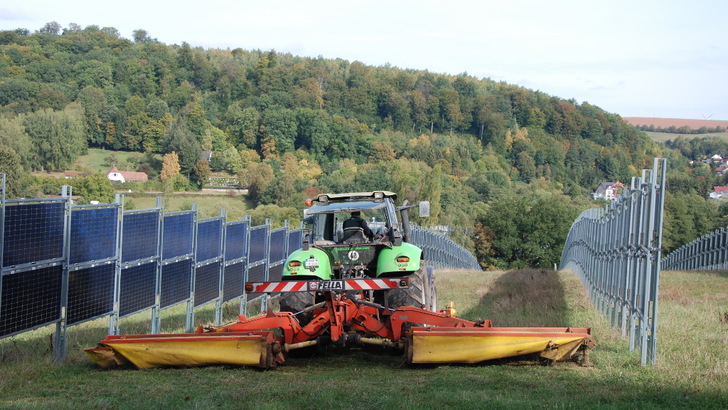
[280,191,436,323]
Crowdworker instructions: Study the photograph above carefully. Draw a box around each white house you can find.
[592,182,624,200]
[709,186,728,199]
[106,165,148,183]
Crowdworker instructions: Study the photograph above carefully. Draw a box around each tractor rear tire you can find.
[279,291,316,326]
[386,262,434,311]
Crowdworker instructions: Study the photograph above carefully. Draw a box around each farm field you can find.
[646,131,728,143]
[0,269,725,408]
[623,117,728,130]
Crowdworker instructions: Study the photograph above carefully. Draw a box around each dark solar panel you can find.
[0,266,62,336]
[119,262,156,317]
[245,264,266,299]
[223,261,244,302]
[67,264,115,324]
[160,259,192,308]
[194,262,220,307]
[268,263,283,282]
[3,203,65,267]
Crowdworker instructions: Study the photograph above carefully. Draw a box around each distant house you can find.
[592,182,624,200]
[106,165,148,183]
[715,165,728,177]
[709,186,728,199]
[704,154,724,164]
[200,151,213,162]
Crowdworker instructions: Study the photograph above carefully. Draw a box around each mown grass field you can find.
[0,269,725,409]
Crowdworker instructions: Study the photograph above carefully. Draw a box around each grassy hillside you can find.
[0,269,724,408]
[72,149,152,173]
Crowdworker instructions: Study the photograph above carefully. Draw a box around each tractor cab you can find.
[282,192,421,281]
[304,193,397,246]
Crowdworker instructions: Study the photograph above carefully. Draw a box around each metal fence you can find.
[411,226,481,270]
[661,227,728,271]
[0,178,479,362]
[559,158,666,365]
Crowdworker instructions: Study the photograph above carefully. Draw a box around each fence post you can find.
[151,197,164,334]
[0,175,5,317]
[185,203,199,333]
[110,194,124,336]
[215,209,227,327]
[53,186,72,363]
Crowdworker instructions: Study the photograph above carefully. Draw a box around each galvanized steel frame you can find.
[559,158,666,365]
[661,225,728,271]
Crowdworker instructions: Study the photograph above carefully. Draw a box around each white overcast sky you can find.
[2,0,727,120]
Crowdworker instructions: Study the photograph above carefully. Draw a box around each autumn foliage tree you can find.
[160,151,181,191]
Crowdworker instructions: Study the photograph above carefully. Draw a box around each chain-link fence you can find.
[559,158,666,365]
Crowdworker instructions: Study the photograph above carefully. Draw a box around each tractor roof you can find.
[306,200,387,215]
[314,191,397,202]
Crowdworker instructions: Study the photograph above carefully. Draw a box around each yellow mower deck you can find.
[85,286,594,369]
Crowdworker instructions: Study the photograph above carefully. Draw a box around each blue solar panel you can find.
[160,259,192,308]
[0,266,62,336]
[3,203,65,267]
[70,207,118,264]
[223,262,244,302]
[287,230,302,255]
[119,262,156,316]
[196,219,222,262]
[194,262,220,307]
[67,264,115,324]
[122,212,159,262]
[248,227,268,263]
[269,230,286,263]
[225,222,248,260]
[163,213,194,260]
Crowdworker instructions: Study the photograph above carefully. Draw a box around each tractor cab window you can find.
[306,205,390,245]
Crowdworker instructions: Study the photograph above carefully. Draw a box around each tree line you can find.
[0,22,718,268]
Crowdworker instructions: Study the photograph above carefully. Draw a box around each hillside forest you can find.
[1,23,727,269]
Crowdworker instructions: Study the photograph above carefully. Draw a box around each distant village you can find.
[592,153,728,201]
